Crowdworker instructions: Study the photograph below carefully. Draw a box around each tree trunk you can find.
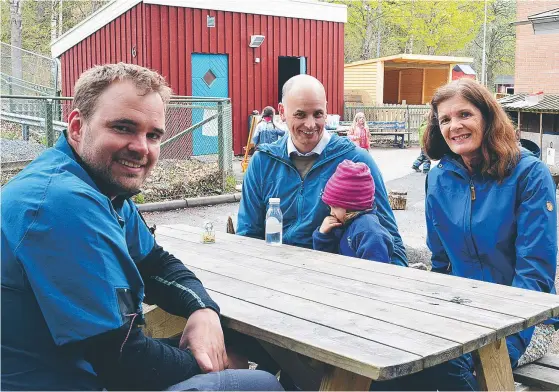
[51,0,58,43]
[10,0,23,80]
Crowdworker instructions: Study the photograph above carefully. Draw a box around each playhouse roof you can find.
[345,54,473,68]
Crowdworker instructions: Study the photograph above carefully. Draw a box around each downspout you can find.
[539,112,543,160]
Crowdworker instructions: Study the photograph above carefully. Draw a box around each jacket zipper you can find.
[470,180,476,201]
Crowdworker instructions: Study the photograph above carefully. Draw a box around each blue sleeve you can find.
[425,194,451,274]
[237,152,266,239]
[252,124,261,145]
[354,230,393,264]
[508,161,558,365]
[312,227,340,254]
[17,187,150,346]
[277,128,286,138]
[356,152,408,266]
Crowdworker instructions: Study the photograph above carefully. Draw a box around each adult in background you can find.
[237,74,407,267]
[1,63,282,392]
[252,106,286,147]
[376,78,557,391]
[411,112,431,173]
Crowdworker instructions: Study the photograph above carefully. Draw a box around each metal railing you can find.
[1,95,233,194]
[343,103,430,144]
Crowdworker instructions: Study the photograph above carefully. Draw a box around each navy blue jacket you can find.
[426,148,558,365]
[312,210,394,263]
[237,133,407,266]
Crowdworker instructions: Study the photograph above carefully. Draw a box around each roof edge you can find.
[345,54,474,68]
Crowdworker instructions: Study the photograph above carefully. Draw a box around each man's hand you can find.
[319,216,342,234]
[179,308,228,373]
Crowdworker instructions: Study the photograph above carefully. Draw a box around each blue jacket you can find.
[237,134,407,266]
[1,135,218,390]
[312,210,394,263]
[426,148,558,366]
[252,121,286,146]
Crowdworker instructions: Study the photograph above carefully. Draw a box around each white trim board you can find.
[51,0,347,58]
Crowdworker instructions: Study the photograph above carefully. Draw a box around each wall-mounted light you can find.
[249,35,265,48]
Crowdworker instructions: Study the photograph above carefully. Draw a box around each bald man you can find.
[237,75,407,266]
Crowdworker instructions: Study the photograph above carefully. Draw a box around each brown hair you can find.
[73,63,172,121]
[423,78,519,180]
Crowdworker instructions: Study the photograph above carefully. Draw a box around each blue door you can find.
[191,54,229,156]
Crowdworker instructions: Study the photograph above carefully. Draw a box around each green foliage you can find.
[134,193,145,204]
[224,175,237,193]
[2,0,108,56]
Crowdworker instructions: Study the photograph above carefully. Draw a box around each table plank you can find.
[193,267,463,368]
[157,228,524,336]
[320,366,372,391]
[158,234,497,355]
[157,225,556,325]
[201,292,423,380]
[164,224,559,312]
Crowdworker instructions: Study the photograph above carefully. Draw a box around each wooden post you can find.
[473,338,515,391]
[320,366,372,391]
[517,110,521,140]
[539,112,543,160]
[421,68,426,104]
[398,71,402,104]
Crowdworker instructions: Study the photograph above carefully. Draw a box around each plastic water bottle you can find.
[265,198,283,246]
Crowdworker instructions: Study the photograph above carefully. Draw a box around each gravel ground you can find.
[0,139,46,162]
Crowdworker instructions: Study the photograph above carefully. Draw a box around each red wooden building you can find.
[51,0,347,155]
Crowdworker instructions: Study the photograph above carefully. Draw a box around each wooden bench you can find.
[335,121,411,148]
[513,354,559,390]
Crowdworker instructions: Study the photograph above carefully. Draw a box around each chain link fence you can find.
[1,43,59,96]
[1,95,234,200]
[344,104,430,145]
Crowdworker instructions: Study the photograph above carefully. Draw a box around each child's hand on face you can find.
[319,215,343,234]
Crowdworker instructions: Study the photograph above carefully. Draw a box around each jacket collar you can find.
[257,132,356,164]
[286,131,331,157]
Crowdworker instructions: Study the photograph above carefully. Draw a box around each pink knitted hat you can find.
[322,160,375,210]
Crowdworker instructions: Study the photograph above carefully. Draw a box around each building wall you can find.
[423,68,448,104]
[515,0,559,94]
[60,3,345,155]
[383,69,399,104]
[344,62,378,105]
[399,68,423,104]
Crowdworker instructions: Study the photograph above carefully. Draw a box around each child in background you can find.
[252,106,286,147]
[313,160,394,263]
[411,113,431,173]
[347,112,370,150]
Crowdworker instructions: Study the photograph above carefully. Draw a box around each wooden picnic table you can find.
[144,224,559,391]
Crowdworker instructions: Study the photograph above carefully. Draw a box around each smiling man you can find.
[1,63,282,391]
[237,74,407,267]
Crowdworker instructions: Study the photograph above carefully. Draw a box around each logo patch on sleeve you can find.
[546,201,554,212]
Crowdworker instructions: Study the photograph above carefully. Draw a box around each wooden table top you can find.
[153,224,559,381]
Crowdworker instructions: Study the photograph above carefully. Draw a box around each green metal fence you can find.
[1,95,234,197]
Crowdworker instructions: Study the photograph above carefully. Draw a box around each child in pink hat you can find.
[312,160,394,263]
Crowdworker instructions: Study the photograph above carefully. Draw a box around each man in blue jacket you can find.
[1,63,282,391]
[237,74,407,267]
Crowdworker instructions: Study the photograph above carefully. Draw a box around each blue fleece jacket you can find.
[237,133,407,266]
[426,147,558,366]
[312,210,394,263]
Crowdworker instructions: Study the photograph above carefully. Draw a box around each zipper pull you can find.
[470,181,476,201]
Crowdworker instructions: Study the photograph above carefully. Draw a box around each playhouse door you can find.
[191,53,229,156]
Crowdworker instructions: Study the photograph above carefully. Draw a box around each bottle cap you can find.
[269,198,280,204]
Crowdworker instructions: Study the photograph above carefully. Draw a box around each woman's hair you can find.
[352,112,369,131]
[259,106,279,129]
[423,79,519,180]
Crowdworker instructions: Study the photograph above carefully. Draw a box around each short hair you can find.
[73,63,172,121]
[281,74,325,103]
[423,79,519,181]
[262,106,275,117]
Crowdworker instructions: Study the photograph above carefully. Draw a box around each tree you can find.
[388,1,486,55]
[466,0,516,91]
[9,0,22,80]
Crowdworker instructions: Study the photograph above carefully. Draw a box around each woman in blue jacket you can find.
[412,79,556,390]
